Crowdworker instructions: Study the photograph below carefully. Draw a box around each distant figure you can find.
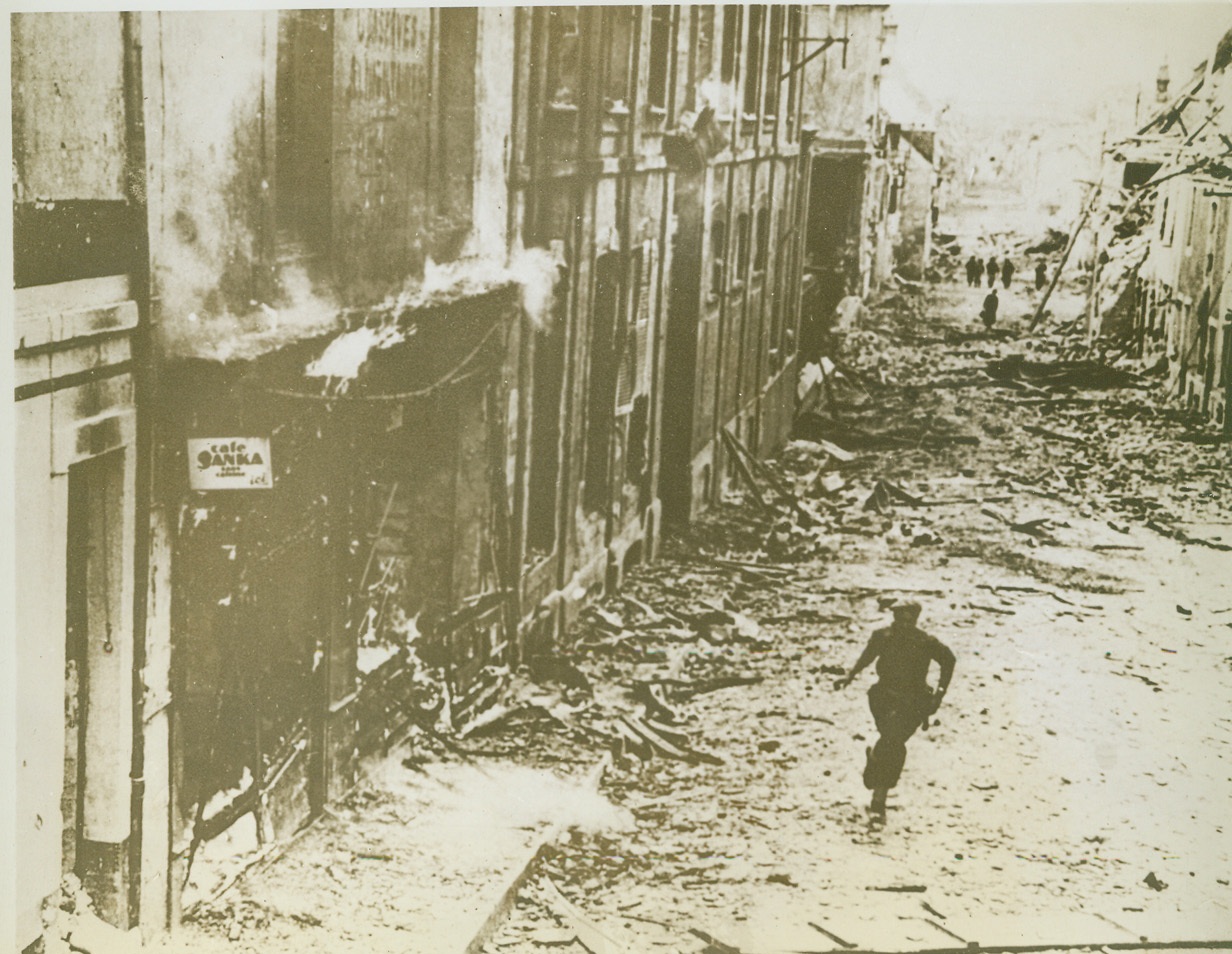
[1000,258,1015,289]
[1034,259,1048,291]
[986,256,1000,287]
[834,603,956,820]
[981,287,999,328]
[965,255,981,287]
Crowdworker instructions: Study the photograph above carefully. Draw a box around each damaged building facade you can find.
[793,7,938,344]
[1100,29,1232,430]
[798,4,895,337]
[12,7,897,948]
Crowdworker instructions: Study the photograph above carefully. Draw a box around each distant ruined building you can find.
[1097,27,1232,430]
[11,7,916,948]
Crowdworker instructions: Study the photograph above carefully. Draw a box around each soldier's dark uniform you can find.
[835,604,955,815]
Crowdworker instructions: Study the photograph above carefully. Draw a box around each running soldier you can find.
[833,603,955,819]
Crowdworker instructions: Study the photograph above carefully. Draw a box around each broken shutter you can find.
[616,239,656,411]
[616,242,651,410]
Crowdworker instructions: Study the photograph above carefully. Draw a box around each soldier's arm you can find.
[833,631,882,690]
[930,639,956,708]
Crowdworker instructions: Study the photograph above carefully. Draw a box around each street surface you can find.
[155,197,1232,954]
[481,195,1232,952]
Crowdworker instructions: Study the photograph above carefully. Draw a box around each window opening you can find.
[763,6,783,118]
[720,6,741,85]
[546,7,581,109]
[604,6,635,110]
[743,6,763,116]
[690,7,715,111]
[276,10,334,254]
[436,8,477,225]
[648,7,672,112]
[785,5,801,131]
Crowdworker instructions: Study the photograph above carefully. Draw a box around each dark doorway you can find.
[660,182,704,524]
[527,283,567,556]
[803,157,864,360]
[63,450,126,883]
[584,253,621,513]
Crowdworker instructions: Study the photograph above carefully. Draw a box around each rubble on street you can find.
[475,284,1232,951]
[13,8,1232,954]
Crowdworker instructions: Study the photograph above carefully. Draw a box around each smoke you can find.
[339,243,563,333]
[305,323,410,389]
[509,245,564,330]
[159,262,344,364]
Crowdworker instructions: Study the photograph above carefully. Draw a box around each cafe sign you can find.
[187,437,273,490]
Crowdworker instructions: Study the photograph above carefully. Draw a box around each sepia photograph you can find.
[7,2,1232,952]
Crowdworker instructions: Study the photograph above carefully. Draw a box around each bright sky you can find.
[890,2,1232,121]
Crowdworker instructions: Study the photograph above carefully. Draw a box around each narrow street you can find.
[161,196,1232,954]
[13,9,1232,954]
[474,202,1232,952]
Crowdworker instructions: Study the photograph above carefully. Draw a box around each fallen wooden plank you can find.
[969,603,1017,616]
[654,675,764,698]
[818,439,856,463]
[807,922,858,949]
[540,877,629,954]
[1146,518,1232,552]
[624,714,724,766]
[917,495,1012,506]
[1024,423,1088,445]
[710,557,794,576]
[687,928,743,954]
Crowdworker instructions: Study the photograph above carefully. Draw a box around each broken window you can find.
[276,10,335,255]
[743,6,763,117]
[648,7,673,113]
[604,6,635,111]
[720,6,741,86]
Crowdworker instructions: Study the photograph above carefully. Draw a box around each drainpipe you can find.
[122,9,154,932]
